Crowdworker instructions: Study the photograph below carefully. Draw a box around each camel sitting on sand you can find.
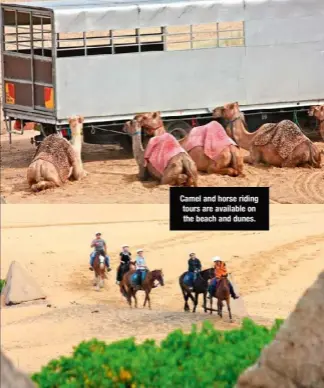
[27,115,86,191]
[212,102,322,168]
[308,105,324,141]
[133,112,244,177]
[123,118,198,186]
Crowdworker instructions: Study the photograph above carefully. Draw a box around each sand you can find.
[1,204,323,374]
[1,131,324,204]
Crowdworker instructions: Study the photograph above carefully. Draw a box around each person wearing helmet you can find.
[89,232,111,271]
[208,257,239,299]
[135,249,147,287]
[116,245,132,284]
[187,252,202,286]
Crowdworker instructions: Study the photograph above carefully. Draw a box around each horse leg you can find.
[209,295,213,315]
[143,292,147,307]
[95,274,100,291]
[147,293,151,310]
[226,298,233,322]
[181,287,190,312]
[217,299,223,318]
[193,293,198,313]
[133,290,138,308]
[203,292,208,313]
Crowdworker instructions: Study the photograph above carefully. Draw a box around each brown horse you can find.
[92,252,106,291]
[120,266,164,309]
[209,276,233,322]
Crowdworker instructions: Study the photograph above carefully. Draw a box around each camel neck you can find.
[226,116,257,151]
[70,125,83,145]
[319,121,324,140]
[132,128,145,166]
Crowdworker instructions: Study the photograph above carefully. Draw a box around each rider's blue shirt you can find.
[135,256,146,270]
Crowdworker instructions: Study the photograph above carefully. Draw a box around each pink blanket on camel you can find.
[184,121,236,160]
[144,133,186,175]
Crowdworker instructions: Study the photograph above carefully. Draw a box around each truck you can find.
[1,0,324,149]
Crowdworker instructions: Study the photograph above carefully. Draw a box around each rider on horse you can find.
[89,232,111,271]
[187,252,202,284]
[135,249,148,287]
[208,257,239,299]
[116,245,132,284]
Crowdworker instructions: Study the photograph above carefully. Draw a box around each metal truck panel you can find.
[55,47,246,119]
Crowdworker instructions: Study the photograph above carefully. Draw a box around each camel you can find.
[123,118,198,186]
[308,105,324,141]
[68,115,86,169]
[212,102,322,168]
[134,112,244,177]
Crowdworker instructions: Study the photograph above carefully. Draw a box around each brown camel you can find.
[123,119,198,186]
[308,105,324,141]
[27,134,85,192]
[213,102,322,168]
[135,111,244,177]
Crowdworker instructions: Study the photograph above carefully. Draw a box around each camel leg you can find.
[161,162,183,186]
[28,161,62,192]
[207,164,237,176]
[226,298,233,322]
[244,147,262,166]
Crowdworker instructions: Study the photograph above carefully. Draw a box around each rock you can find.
[2,261,46,305]
[236,270,324,388]
[0,350,36,388]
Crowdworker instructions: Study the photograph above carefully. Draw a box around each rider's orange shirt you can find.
[214,262,227,278]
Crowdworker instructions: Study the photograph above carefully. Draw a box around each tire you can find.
[165,120,192,140]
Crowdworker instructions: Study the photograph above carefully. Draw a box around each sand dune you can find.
[1,204,323,373]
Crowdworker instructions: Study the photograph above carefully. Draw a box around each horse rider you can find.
[116,245,132,284]
[187,252,202,284]
[135,249,148,287]
[89,232,111,272]
[208,257,239,299]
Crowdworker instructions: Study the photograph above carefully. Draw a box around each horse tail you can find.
[182,156,198,187]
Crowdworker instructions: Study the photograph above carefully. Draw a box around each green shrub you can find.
[32,318,284,388]
[0,279,6,292]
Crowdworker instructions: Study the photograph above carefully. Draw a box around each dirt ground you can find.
[1,131,324,204]
[1,204,324,373]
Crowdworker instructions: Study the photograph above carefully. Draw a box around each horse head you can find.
[152,269,164,287]
[98,254,105,270]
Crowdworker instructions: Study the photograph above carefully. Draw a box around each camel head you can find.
[68,115,84,136]
[123,119,141,136]
[308,105,324,122]
[212,102,241,121]
[134,112,164,137]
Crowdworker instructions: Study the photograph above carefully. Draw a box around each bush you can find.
[0,279,6,292]
[32,318,284,388]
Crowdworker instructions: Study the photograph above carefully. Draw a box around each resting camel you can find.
[212,102,322,168]
[308,105,324,141]
[27,115,86,191]
[123,118,198,186]
[134,112,244,177]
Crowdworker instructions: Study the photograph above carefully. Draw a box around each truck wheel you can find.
[165,120,192,140]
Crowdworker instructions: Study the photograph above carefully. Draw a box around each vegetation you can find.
[0,279,6,292]
[32,318,283,388]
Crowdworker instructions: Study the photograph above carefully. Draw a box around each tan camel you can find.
[123,119,198,186]
[69,115,85,169]
[212,102,322,168]
[134,112,244,177]
[308,105,324,141]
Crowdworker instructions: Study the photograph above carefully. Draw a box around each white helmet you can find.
[122,244,129,248]
[212,256,221,262]
[136,248,144,253]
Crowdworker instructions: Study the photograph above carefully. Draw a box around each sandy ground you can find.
[1,204,323,373]
[1,131,324,204]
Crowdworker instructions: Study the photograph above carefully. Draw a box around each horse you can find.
[209,276,233,322]
[179,268,215,313]
[92,252,106,291]
[120,266,164,309]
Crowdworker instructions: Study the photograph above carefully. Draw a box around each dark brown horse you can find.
[209,276,232,322]
[120,265,164,309]
[179,268,215,313]
[92,252,106,291]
